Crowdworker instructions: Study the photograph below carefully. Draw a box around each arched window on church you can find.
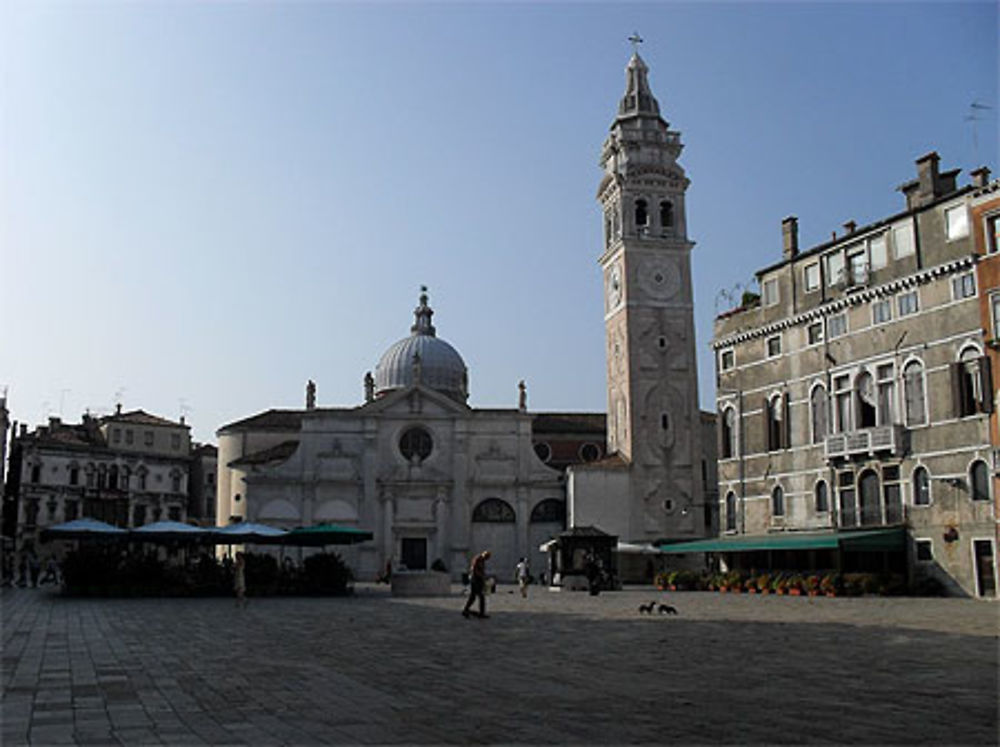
[635,199,648,229]
[472,498,515,523]
[530,499,565,524]
[660,200,674,229]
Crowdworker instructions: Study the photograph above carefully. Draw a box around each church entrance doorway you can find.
[400,537,427,571]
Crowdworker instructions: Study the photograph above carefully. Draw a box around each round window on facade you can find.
[399,427,433,463]
[580,443,601,462]
[533,442,552,463]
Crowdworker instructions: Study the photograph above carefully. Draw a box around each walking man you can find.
[515,556,530,598]
[462,550,491,619]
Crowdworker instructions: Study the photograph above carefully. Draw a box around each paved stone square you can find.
[2,584,997,745]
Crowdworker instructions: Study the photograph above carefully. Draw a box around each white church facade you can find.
[215,51,716,582]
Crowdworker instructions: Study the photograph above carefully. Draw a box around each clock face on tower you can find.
[639,257,681,300]
[606,263,624,311]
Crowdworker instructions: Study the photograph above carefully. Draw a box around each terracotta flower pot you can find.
[789,588,802,597]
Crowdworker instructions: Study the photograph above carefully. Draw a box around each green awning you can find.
[283,523,374,547]
[658,527,905,554]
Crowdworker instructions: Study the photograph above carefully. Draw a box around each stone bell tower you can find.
[596,47,704,538]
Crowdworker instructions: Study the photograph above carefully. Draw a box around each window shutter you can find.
[762,398,770,451]
[949,362,964,417]
[980,356,994,414]
[782,393,791,449]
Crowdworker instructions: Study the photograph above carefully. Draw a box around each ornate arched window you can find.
[725,492,737,531]
[858,470,880,525]
[472,498,515,523]
[815,481,829,512]
[530,499,565,524]
[766,394,786,450]
[855,371,876,429]
[970,460,990,501]
[912,466,930,506]
[771,486,785,517]
[810,386,828,444]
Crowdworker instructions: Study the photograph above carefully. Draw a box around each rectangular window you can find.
[803,263,820,291]
[988,215,1000,254]
[847,247,867,285]
[952,272,975,300]
[171,433,181,450]
[719,348,735,371]
[915,539,933,562]
[766,335,781,358]
[869,234,888,270]
[834,374,851,433]
[807,322,823,345]
[125,429,133,445]
[877,363,895,426]
[898,291,919,317]
[892,222,915,258]
[992,293,1000,339]
[144,431,154,447]
[828,314,847,339]
[112,429,121,444]
[945,205,969,240]
[762,278,779,307]
[872,299,892,325]
[826,251,845,287]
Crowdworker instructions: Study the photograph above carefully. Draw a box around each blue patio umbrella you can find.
[130,520,210,542]
[40,518,127,542]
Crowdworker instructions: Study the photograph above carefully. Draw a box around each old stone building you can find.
[709,153,996,597]
[567,51,716,543]
[970,178,1000,576]
[216,291,606,582]
[216,52,718,582]
[3,407,209,554]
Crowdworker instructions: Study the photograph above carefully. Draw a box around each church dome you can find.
[374,289,469,403]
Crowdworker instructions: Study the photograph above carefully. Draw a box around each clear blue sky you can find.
[2,2,996,444]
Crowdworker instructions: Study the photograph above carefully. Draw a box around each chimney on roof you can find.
[115,403,122,416]
[19,423,27,438]
[49,416,60,430]
[843,220,857,235]
[971,166,992,188]
[916,151,940,202]
[306,380,316,410]
[781,216,798,260]
[179,415,185,425]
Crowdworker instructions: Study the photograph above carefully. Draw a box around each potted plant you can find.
[755,573,772,594]
[805,574,821,597]
[819,572,838,596]
[783,574,803,596]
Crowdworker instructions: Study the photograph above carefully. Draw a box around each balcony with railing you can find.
[825,425,905,461]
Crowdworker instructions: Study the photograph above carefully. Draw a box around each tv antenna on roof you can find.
[964,99,993,161]
[628,32,643,53]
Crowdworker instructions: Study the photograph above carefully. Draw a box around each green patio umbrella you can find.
[283,523,373,547]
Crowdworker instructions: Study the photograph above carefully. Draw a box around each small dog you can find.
[638,601,656,614]
[657,604,678,615]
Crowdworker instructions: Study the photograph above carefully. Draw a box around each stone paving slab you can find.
[1,585,997,745]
